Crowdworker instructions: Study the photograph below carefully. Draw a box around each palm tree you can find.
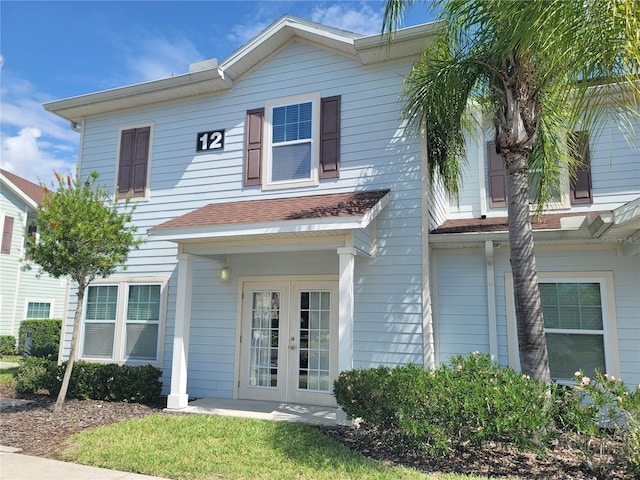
[383,0,639,382]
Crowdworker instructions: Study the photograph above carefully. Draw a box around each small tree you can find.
[25,171,142,414]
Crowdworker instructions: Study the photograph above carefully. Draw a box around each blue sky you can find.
[1,1,435,186]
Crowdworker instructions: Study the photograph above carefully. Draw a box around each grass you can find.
[0,356,20,385]
[64,414,496,480]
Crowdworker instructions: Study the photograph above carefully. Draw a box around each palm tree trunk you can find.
[504,153,551,383]
[53,284,85,416]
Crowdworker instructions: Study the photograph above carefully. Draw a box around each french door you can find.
[238,280,338,406]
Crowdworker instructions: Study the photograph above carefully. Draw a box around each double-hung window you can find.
[507,272,618,382]
[81,281,164,363]
[244,93,340,188]
[264,94,320,188]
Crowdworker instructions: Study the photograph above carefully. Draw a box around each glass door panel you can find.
[297,291,331,392]
[249,291,280,388]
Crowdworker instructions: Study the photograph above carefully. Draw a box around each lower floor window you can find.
[26,301,51,319]
[82,281,163,362]
[539,281,606,379]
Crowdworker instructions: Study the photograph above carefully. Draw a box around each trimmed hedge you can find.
[334,353,592,456]
[18,319,62,359]
[15,359,162,404]
[0,335,16,355]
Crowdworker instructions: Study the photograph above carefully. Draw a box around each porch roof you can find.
[148,189,390,244]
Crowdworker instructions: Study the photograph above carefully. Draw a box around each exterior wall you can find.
[435,245,640,386]
[447,110,640,220]
[64,40,426,398]
[0,189,69,340]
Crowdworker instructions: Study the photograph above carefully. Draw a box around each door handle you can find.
[289,345,297,350]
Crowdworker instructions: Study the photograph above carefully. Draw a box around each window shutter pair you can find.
[118,127,151,198]
[1,216,14,254]
[486,134,593,208]
[244,96,340,187]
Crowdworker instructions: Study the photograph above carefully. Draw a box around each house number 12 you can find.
[196,130,225,152]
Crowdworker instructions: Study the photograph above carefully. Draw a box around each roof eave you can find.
[43,68,232,123]
[0,175,39,212]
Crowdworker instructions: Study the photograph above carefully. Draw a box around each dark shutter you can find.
[487,141,507,207]
[1,216,14,254]
[244,108,264,187]
[118,127,150,199]
[320,95,340,179]
[570,131,593,205]
[132,127,150,198]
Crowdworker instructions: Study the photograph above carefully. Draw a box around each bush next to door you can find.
[17,319,62,358]
[0,335,16,355]
[15,359,162,403]
[48,362,163,403]
[334,352,591,456]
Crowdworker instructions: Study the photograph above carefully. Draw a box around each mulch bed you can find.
[0,384,634,479]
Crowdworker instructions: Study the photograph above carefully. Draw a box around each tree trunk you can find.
[504,153,551,383]
[53,284,85,416]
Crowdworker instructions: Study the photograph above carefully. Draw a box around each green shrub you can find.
[0,335,16,355]
[18,319,62,359]
[335,352,564,456]
[14,357,57,393]
[574,370,640,473]
[48,362,163,404]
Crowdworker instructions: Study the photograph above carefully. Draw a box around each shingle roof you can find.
[151,189,390,232]
[431,211,610,234]
[0,169,44,205]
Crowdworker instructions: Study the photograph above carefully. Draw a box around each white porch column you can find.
[337,247,356,374]
[167,253,195,410]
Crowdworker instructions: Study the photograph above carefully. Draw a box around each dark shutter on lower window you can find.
[320,95,340,179]
[487,141,507,207]
[244,108,264,187]
[1,216,14,254]
[570,131,592,205]
[118,127,150,199]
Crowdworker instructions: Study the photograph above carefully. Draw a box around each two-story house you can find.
[43,15,639,411]
[0,169,70,344]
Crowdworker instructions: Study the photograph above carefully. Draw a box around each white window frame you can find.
[263,93,321,190]
[505,271,620,382]
[79,277,167,365]
[24,299,54,319]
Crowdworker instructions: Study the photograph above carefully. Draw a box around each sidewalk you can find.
[0,446,171,480]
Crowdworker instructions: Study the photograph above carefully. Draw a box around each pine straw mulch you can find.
[0,385,635,479]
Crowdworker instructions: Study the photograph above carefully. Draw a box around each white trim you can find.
[262,93,321,190]
[505,271,620,380]
[78,276,169,366]
[484,241,498,358]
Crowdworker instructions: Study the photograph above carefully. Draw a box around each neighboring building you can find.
[43,15,639,410]
[0,169,70,343]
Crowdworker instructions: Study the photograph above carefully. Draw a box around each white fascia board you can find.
[354,20,443,65]
[429,228,598,249]
[0,176,38,212]
[612,196,640,225]
[149,215,373,243]
[220,16,360,80]
[43,68,231,123]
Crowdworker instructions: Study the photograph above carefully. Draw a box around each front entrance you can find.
[238,280,338,406]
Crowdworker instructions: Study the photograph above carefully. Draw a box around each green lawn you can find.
[64,414,498,480]
[0,357,19,385]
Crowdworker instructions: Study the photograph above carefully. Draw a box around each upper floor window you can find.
[118,126,151,199]
[244,94,340,189]
[487,132,592,209]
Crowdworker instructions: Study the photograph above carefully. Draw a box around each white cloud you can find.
[1,77,78,185]
[310,3,383,35]
[122,33,203,83]
[227,21,271,47]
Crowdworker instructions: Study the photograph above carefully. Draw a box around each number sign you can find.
[197,130,225,152]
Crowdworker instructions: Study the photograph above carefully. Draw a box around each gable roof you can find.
[0,169,43,210]
[149,189,390,242]
[43,15,442,123]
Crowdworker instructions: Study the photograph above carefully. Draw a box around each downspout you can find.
[485,240,498,358]
[421,129,436,369]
